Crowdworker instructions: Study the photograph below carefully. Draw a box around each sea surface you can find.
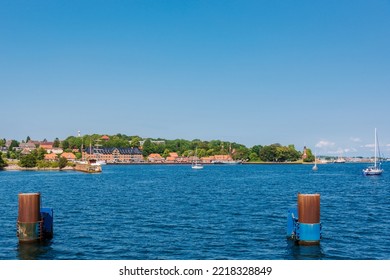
[0,163,389,260]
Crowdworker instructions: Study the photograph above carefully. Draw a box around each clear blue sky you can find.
[1,0,389,156]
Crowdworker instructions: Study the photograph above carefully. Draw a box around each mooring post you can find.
[287,193,321,245]
[297,193,321,245]
[17,193,42,242]
[17,193,54,242]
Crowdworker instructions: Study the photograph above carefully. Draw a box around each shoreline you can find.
[3,164,74,171]
[1,161,368,171]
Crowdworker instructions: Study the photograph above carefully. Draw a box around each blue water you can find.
[0,163,389,260]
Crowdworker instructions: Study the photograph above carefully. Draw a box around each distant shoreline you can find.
[3,164,74,171]
[1,161,369,171]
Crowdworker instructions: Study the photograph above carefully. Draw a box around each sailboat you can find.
[191,148,203,169]
[312,152,318,171]
[362,128,383,176]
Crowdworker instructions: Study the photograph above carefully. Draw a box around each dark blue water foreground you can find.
[1,163,389,260]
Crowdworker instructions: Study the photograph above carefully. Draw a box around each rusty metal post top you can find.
[297,193,320,224]
[18,193,41,223]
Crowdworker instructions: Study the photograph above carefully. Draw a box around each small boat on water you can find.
[312,153,318,171]
[191,148,204,169]
[363,128,383,176]
[191,162,204,169]
[74,159,102,173]
[333,157,346,163]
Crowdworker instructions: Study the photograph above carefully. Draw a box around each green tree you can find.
[58,157,68,169]
[130,136,141,147]
[65,136,83,150]
[249,152,260,161]
[141,139,153,157]
[232,147,250,160]
[0,152,7,168]
[196,148,207,158]
[35,148,47,161]
[61,140,70,150]
[26,136,31,143]
[303,148,315,162]
[9,140,19,150]
[53,138,60,148]
[286,145,301,161]
[251,145,263,158]
[259,144,279,162]
[19,153,37,168]
[162,149,170,158]
[206,149,215,156]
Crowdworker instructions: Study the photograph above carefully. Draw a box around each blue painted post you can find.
[286,208,298,239]
[286,194,321,245]
[297,194,321,245]
[40,208,54,239]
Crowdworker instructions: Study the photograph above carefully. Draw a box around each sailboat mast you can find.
[374,128,377,168]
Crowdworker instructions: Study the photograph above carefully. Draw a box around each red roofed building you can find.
[148,153,164,163]
[44,153,58,161]
[169,152,178,158]
[61,152,77,161]
[40,142,54,150]
[164,152,177,163]
[101,135,110,141]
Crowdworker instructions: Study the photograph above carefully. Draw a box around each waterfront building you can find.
[165,152,179,163]
[44,153,58,161]
[201,155,233,163]
[148,153,165,163]
[16,142,36,152]
[83,147,143,163]
[61,152,76,162]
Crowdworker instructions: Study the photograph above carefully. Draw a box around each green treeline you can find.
[17,148,69,169]
[62,134,311,162]
[1,134,315,164]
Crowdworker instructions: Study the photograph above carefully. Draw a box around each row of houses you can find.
[4,139,235,164]
[44,152,76,161]
[83,147,144,163]
[10,140,79,155]
[148,153,234,163]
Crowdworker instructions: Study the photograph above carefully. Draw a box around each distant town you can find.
[0,134,383,170]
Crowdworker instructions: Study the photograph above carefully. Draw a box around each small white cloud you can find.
[350,137,361,142]
[364,144,375,148]
[315,140,335,148]
[326,148,344,155]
